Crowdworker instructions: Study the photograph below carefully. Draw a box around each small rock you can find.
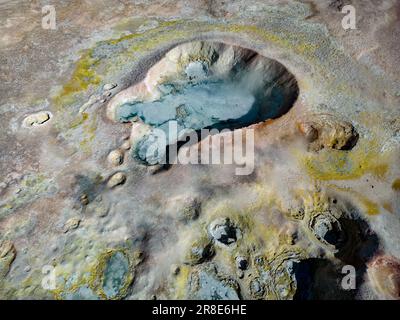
[107,149,124,166]
[103,83,117,91]
[107,172,126,188]
[63,218,81,233]
[367,255,400,300]
[0,240,16,277]
[80,193,89,206]
[298,115,359,152]
[0,241,15,258]
[22,111,51,127]
[24,265,31,273]
[208,217,240,246]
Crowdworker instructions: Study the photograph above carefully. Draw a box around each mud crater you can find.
[108,41,299,165]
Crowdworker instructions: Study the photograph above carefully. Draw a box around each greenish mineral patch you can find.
[102,251,130,299]
[0,174,53,220]
[88,249,142,300]
[64,286,99,300]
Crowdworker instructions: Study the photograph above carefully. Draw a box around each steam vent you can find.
[1,0,400,302]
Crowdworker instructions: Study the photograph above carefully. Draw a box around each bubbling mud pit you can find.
[107,41,299,165]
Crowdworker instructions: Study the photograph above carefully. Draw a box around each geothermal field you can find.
[0,0,400,301]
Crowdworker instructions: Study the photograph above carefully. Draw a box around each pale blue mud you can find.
[116,59,297,164]
[191,270,240,300]
[102,251,130,299]
[117,79,287,133]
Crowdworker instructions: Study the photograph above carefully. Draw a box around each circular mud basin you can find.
[108,41,299,165]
